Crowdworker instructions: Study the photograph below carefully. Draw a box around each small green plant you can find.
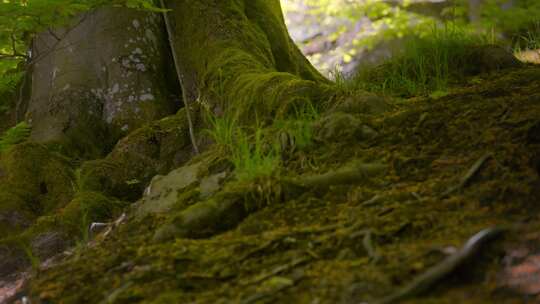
[205,102,319,181]
[20,243,41,272]
[0,71,23,115]
[80,210,91,243]
[205,112,237,149]
[0,121,31,153]
[232,128,280,181]
[274,102,319,152]
[205,112,280,181]
[513,22,540,55]
[350,23,485,97]
[330,67,356,96]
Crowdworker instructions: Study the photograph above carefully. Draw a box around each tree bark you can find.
[27,7,181,158]
[166,0,332,122]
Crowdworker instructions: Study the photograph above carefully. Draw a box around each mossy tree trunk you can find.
[166,0,332,123]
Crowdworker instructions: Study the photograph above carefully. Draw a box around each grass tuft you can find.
[232,128,281,181]
[343,23,487,97]
[513,22,540,64]
[205,113,280,181]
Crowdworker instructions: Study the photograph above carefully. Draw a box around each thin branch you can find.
[159,0,200,155]
[0,53,27,60]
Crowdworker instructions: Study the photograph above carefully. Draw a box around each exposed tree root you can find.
[375,227,506,304]
[154,161,387,241]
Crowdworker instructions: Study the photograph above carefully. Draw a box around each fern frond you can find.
[0,122,31,153]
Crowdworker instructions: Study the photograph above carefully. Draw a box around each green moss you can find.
[0,142,75,215]
[26,66,540,304]
[59,191,127,237]
[0,122,31,153]
[0,191,126,274]
[166,0,335,125]
[0,186,34,235]
[79,109,192,201]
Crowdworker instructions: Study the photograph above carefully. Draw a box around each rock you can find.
[0,245,27,279]
[199,172,228,200]
[315,112,378,142]
[0,272,28,303]
[464,45,523,75]
[78,110,193,201]
[332,94,395,115]
[135,163,205,217]
[30,231,68,260]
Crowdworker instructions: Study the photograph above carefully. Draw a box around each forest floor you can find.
[15,64,540,303]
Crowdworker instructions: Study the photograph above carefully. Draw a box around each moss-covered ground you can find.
[18,65,540,303]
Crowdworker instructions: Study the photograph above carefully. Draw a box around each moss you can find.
[0,191,126,276]
[165,0,336,125]
[0,186,34,235]
[0,142,75,215]
[26,66,540,304]
[58,191,127,237]
[79,109,192,201]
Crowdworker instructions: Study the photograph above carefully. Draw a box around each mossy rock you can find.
[0,187,34,236]
[79,110,192,201]
[0,242,26,278]
[0,142,75,215]
[464,45,523,75]
[0,191,126,278]
[331,94,396,115]
[57,191,127,236]
[314,112,378,142]
[28,7,181,160]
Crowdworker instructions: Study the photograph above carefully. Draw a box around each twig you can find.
[442,153,492,197]
[240,256,311,286]
[292,162,387,190]
[362,230,379,262]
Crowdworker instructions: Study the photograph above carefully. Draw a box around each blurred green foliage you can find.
[282,0,540,64]
[0,121,31,152]
[284,0,540,37]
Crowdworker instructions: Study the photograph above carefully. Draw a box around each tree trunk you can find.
[166,0,332,122]
[27,7,181,158]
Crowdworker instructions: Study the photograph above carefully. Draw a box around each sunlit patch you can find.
[515,49,540,64]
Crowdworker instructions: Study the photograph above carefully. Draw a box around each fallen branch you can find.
[240,256,311,286]
[374,226,505,304]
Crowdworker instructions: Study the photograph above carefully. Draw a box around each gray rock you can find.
[315,112,378,142]
[30,231,69,260]
[135,163,201,217]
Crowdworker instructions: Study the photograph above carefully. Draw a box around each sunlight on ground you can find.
[515,49,540,64]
